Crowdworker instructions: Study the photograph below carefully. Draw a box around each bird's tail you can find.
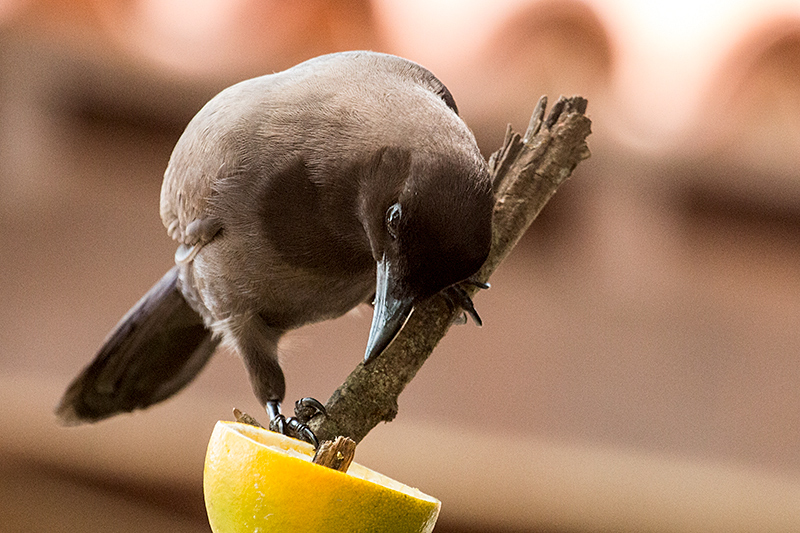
[56,266,219,424]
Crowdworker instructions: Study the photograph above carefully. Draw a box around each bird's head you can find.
[360,146,494,363]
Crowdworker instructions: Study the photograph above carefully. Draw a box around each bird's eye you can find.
[386,203,402,239]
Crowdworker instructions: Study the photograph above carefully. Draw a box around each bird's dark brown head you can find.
[360,145,493,362]
[390,153,493,300]
[361,145,493,300]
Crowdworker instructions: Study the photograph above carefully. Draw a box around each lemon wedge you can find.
[204,421,441,532]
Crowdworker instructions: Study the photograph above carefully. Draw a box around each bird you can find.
[56,51,494,446]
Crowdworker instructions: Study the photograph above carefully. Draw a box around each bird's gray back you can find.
[160,51,473,243]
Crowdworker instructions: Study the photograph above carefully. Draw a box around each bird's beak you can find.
[364,255,415,363]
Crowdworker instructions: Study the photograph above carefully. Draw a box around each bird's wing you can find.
[161,162,223,264]
[160,151,222,243]
[159,78,269,254]
[159,98,233,262]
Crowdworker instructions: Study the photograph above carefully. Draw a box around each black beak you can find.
[364,255,415,363]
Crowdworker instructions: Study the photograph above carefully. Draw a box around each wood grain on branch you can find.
[309,96,592,444]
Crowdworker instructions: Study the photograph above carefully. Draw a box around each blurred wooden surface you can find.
[2,1,800,531]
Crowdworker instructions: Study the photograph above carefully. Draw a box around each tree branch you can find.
[308,96,592,443]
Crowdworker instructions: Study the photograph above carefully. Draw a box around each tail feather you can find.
[57,266,219,424]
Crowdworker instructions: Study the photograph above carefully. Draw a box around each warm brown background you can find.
[2,0,800,531]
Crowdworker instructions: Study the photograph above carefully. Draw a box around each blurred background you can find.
[1,0,799,531]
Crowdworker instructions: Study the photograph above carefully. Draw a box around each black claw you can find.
[457,288,482,326]
[286,418,320,448]
[268,413,287,434]
[294,397,326,423]
[266,399,323,448]
[444,285,483,327]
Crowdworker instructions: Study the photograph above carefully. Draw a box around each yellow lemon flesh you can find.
[203,421,441,533]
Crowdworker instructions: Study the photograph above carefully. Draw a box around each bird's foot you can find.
[443,278,489,326]
[266,398,326,448]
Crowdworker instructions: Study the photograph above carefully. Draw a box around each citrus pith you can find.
[203,421,441,533]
